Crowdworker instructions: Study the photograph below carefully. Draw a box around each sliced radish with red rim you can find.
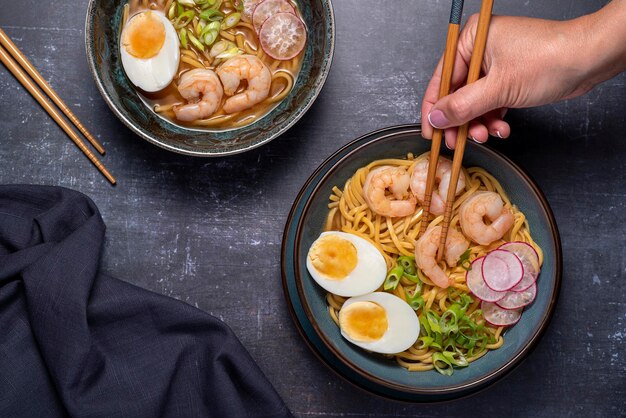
[260,12,306,60]
[253,0,295,33]
[481,301,522,327]
[496,282,537,310]
[243,0,263,22]
[510,269,537,292]
[499,241,540,278]
[482,249,524,292]
[466,257,506,302]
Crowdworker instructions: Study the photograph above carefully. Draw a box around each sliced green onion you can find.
[177,2,184,16]
[210,39,235,57]
[174,10,195,28]
[178,28,188,49]
[459,249,472,270]
[215,46,243,59]
[383,265,403,291]
[199,9,224,21]
[402,271,419,284]
[426,310,442,333]
[442,349,468,367]
[418,336,434,349]
[233,0,244,12]
[168,2,176,19]
[196,20,205,36]
[439,310,459,336]
[178,0,196,6]
[206,21,221,31]
[397,256,417,275]
[188,32,205,50]
[221,12,241,29]
[404,288,424,311]
[432,352,454,376]
[203,30,219,46]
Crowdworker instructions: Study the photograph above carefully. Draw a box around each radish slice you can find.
[243,0,263,22]
[496,282,537,310]
[482,249,524,292]
[253,0,295,33]
[466,257,506,302]
[510,269,537,292]
[259,12,307,60]
[499,241,540,278]
[481,301,522,327]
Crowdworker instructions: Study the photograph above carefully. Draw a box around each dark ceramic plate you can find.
[281,124,562,402]
[85,0,334,156]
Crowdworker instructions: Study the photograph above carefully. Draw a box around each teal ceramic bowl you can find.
[281,125,562,402]
[85,0,334,156]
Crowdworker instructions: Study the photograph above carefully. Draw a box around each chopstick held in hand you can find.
[420,0,465,237]
[437,0,494,261]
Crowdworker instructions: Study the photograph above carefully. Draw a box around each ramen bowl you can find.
[85,0,335,156]
[281,124,562,401]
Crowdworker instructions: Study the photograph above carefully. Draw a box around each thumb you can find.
[427,75,502,129]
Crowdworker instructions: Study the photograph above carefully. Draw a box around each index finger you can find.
[421,55,444,139]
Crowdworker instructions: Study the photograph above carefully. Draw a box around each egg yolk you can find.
[308,235,358,280]
[122,12,166,59]
[339,301,388,342]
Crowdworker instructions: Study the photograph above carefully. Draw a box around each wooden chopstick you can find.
[0,45,116,185]
[0,29,106,155]
[419,0,465,237]
[437,0,494,261]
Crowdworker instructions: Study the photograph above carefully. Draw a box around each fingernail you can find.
[495,130,503,138]
[428,110,450,129]
[445,140,452,150]
[470,136,485,144]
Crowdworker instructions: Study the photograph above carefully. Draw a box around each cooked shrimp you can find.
[216,54,271,113]
[410,157,466,215]
[414,225,469,288]
[459,191,515,245]
[362,166,417,218]
[173,69,224,122]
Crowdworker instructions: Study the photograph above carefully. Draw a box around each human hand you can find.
[421,1,626,148]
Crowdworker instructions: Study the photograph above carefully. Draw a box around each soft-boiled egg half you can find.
[339,292,420,354]
[306,231,386,297]
[120,10,180,92]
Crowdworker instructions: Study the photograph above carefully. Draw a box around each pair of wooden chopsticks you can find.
[418,0,494,260]
[0,28,116,185]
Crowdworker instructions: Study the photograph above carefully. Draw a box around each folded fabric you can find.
[0,185,292,418]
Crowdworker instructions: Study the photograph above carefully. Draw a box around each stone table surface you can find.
[0,0,624,416]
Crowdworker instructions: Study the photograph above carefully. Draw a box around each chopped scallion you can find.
[221,12,241,29]
[383,265,403,291]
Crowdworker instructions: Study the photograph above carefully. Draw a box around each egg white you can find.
[340,292,420,354]
[120,11,180,92]
[306,231,386,297]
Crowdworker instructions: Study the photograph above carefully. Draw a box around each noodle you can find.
[267,72,294,103]
[181,55,206,69]
[324,152,543,373]
[219,30,236,42]
[191,114,236,126]
[236,21,256,31]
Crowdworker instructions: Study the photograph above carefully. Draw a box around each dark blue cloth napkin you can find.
[0,185,292,417]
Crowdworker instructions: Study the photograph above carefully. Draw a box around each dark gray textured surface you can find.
[0,0,624,416]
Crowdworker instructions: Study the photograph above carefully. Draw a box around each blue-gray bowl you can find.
[281,124,562,401]
[85,0,335,156]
